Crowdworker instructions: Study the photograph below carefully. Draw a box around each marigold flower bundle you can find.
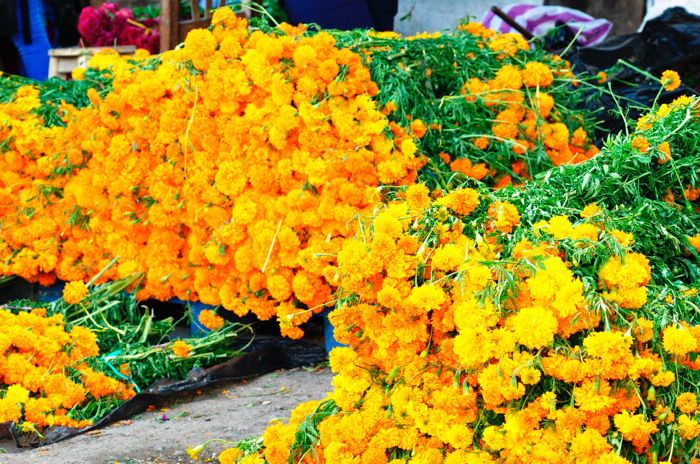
[0,307,135,431]
[0,7,423,337]
[1,273,255,441]
[216,96,700,463]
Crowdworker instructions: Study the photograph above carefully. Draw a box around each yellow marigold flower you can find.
[547,215,573,239]
[636,113,653,131]
[512,305,557,350]
[239,454,265,464]
[431,244,464,271]
[373,212,403,238]
[599,252,651,309]
[610,229,634,247]
[662,325,697,357]
[676,392,698,414]
[482,425,505,451]
[443,424,474,449]
[63,281,89,304]
[677,414,700,440]
[519,367,541,385]
[405,184,431,212]
[583,331,632,360]
[570,223,599,242]
[661,70,681,91]
[581,202,601,218]
[4,385,30,404]
[651,370,675,387]
[408,284,446,313]
[654,403,675,424]
[218,447,242,464]
[71,67,86,81]
[172,340,191,358]
[570,429,612,459]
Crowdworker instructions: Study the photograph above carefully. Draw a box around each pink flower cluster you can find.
[78,3,160,54]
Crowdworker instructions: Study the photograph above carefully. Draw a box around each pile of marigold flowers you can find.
[334,20,602,188]
[0,6,604,339]
[206,95,700,463]
[0,7,423,338]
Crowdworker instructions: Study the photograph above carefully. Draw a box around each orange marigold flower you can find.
[218,448,242,464]
[411,119,427,138]
[487,201,521,234]
[661,70,681,91]
[405,183,431,212]
[63,281,89,304]
[198,309,225,331]
[633,317,654,343]
[676,392,698,414]
[631,136,650,153]
[596,71,607,83]
[473,137,489,149]
[657,141,672,164]
[688,234,700,251]
[267,275,293,302]
[651,370,675,387]
[172,340,191,358]
[435,188,480,216]
[522,62,554,88]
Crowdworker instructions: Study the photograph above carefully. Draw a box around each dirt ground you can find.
[0,367,334,464]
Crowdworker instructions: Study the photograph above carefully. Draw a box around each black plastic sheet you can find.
[561,7,700,144]
[569,7,700,76]
[3,337,327,447]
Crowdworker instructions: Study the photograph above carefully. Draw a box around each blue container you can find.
[38,281,66,302]
[320,308,348,354]
[173,298,217,337]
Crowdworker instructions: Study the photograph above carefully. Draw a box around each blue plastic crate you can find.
[320,308,348,353]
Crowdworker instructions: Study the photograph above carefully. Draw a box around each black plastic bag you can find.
[570,7,700,76]
[561,7,700,144]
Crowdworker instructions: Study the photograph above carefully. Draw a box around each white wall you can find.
[394,0,543,36]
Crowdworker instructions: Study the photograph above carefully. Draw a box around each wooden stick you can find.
[489,6,554,52]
